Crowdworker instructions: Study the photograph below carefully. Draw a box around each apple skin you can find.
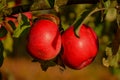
[27,19,61,60]
[61,24,99,69]
[0,36,6,41]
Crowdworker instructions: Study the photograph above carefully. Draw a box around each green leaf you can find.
[0,26,8,38]
[13,13,30,38]
[32,53,66,71]
[32,58,39,62]
[117,12,120,28]
[47,0,55,8]
[73,7,106,37]
[73,7,96,37]
[39,60,56,71]
[104,0,111,8]
[0,41,4,67]
[0,0,6,11]
[8,20,16,30]
[103,45,120,68]
[105,8,117,22]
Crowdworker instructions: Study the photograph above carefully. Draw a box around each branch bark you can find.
[10,4,32,15]
[3,0,107,16]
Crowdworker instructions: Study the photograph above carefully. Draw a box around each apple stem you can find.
[73,7,106,38]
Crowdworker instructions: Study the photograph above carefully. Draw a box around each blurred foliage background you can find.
[0,0,120,80]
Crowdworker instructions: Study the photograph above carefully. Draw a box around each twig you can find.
[5,0,101,16]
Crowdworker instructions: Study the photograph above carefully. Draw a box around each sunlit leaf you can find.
[105,8,117,22]
[0,72,2,80]
[31,0,51,10]
[0,41,4,67]
[95,24,103,37]
[104,0,110,8]
[110,68,120,78]
[54,54,66,70]
[2,32,13,57]
[13,13,30,38]
[103,46,120,68]
[0,0,6,10]
[55,0,68,7]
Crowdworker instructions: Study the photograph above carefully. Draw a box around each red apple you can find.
[27,19,61,60]
[0,36,6,41]
[61,24,99,69]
